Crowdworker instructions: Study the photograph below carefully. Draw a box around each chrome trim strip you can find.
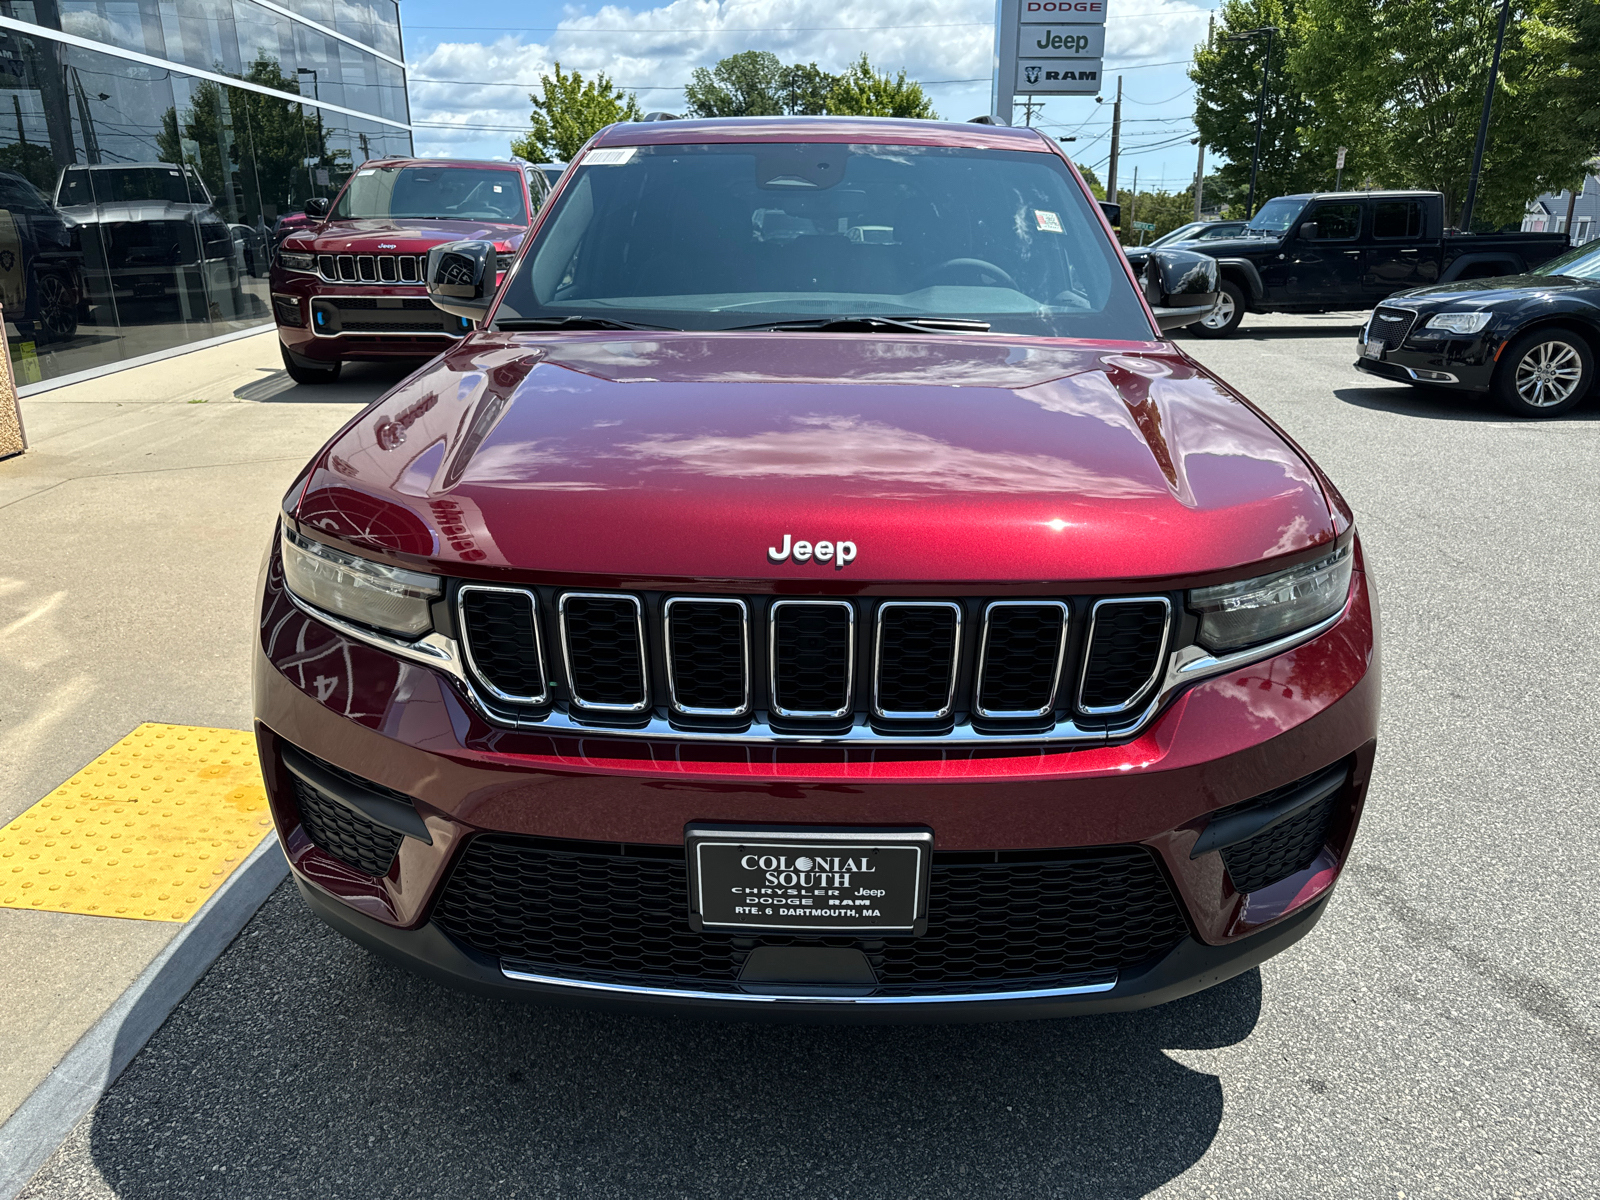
[498,966,1119,1005]
[769,599,856,720]
[974,600,1070,719]
[558,592,652,714]
[662,597,751,718]
[457,585,548,706]
[871,601,963,720]
[1402,366,1459,383]
[1077,597,1173,717]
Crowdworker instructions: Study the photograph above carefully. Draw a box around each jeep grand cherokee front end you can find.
[254,118,1379,1020]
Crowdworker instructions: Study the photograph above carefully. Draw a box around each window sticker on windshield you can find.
[1034,210,1063,233]
[357,168,376,176]
[493,184,503,192]
[584,147,637,166]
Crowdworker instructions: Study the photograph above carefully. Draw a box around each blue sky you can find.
[396,0,1221,193]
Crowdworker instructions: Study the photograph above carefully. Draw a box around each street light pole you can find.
[1192,137,1204,219]
[1226,26,1277,219]
[1459,0,1513,234]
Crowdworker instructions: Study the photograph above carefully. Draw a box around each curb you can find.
[0,835,288,1199]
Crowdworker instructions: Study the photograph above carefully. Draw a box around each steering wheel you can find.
[916,257,1020,290]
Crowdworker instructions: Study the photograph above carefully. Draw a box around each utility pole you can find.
[1019,97,1043,127]
[1106,76,1122,203]
[1335,146,1347,190]
[1193,138,1205,218]
[1459,0,1513,234]
[1226,26,1277,219]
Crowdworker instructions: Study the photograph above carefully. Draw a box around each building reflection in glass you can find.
[0,0,409,386]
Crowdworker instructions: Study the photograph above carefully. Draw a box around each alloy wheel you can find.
[1201,290,1235,330]
[1514,339,1584,408]
[36,273,77,341]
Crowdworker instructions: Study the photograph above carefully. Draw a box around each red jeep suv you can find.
[270,158,543,383]
[255,118,1379,1020]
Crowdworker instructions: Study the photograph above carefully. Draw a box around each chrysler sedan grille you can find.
[1366,307,1417,350]
[433,835,1189,994]
[457,587,1175,735]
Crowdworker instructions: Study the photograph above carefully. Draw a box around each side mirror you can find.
[303,196,331,219]
[1099,200,1122,228]
[1142,249,1221,333]
[426,240,496,322]
[1298,221,1320,241]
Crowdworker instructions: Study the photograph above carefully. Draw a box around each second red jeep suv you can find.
[270,158,543,383]
[255,117,1379,1020]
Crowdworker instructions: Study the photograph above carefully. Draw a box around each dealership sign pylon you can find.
[992,0,1107,120]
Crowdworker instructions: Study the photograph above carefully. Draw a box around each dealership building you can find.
[0,0,412,389]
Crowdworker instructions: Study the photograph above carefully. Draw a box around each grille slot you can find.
[378,255,398,282]
[357,254,377,281]
[459,586,547,704]
[1221,791,1340,893]
[336,254,355,281]
[399,256,420,282]
[432,836,1190,994]
[292,775,402,877]
[664,598,749,716]
[316,253,335,278]
[873,602,961,719]
[1079,598,1170,715]
[769,600,855,719]
[1366,307,1417,350]
[559,593,649,713]
[975,601,1069,718]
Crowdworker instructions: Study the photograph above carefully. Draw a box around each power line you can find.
[410,75,989,90]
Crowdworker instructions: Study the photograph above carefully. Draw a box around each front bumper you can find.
[270,270,469,363]
[254,546,1380,1020]
[1354,326,1500,391]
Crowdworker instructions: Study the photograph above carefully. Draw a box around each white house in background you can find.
[1523,172,1599,245]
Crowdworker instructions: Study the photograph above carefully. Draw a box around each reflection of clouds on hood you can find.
[457,439,570,483]
[624,415,1161,498]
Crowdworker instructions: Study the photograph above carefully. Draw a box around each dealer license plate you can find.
[1361,338,1384,359]
[686,825,932,934]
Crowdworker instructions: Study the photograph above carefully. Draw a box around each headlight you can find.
[1188,545,1353,653]
[278,250,317,273]
[280,525,440,636]
[1423,311,1491,335]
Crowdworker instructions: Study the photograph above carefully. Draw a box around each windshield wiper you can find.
[495,316,675,332]
[726,316,992,334]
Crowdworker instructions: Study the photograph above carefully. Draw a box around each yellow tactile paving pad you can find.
[0,724,273,923]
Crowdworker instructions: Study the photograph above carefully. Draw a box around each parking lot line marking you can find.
[0,723,273,923]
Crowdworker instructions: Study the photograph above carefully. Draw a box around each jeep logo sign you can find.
[767,534,858,568]
[997,0,1107,99]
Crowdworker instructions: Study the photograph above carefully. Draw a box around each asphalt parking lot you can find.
[17,314,1600,1198]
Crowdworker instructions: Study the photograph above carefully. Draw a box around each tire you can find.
[1491,327,1593,418]
[281,342,342,385]
[1189,280,1246,338]
[33,271,79,344]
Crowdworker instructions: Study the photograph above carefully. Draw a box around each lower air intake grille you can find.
[874,603,960,717]
[432,837,1190,994]
[292,776,402,877]
[1221,790,1341,894]
[770,601,853,718]
[976,602,1067,717]
[460,588,545,703]
[1080,599,1169,713]
[560,594,647,711]
[665,599,748,714]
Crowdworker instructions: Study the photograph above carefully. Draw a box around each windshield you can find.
[333,166,528,223]
[59,165,207,206]
[494,142,1152,338]
[1150,222,1203,247]
[1246,197,1306,234]
[1535,241,1600,281]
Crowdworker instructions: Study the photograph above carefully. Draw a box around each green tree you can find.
[511,63,643,163]
[685,50,787,117]
[1190,0,1323,204]
[825,54,937,119]
[1293,0,1593,228]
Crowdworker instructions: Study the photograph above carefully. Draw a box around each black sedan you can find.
[1354,240,1598,417]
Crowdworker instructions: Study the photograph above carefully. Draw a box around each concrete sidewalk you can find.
[0,332,409,1139]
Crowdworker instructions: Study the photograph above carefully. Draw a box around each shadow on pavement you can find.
[1334,385,1600,423]
[57,882,1262,1199]
[233,361,420,405]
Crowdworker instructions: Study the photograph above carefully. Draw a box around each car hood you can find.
[58,201,221,225]
[293,333,1336,585]
[1392,274,1598,306]
[296,218,527,252]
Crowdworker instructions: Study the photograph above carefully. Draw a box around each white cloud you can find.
[405,1,1213,161]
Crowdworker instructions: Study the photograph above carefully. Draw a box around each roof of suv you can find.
[354,157,530,172]
[589,116,1057,152]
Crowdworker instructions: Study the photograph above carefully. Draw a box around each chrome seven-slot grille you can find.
[455,586,1174,732]
[317,253,423,284]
